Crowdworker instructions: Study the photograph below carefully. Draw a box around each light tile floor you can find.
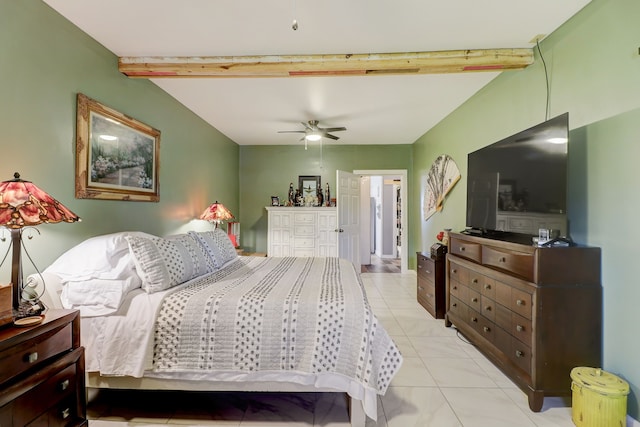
[88,272,576,427]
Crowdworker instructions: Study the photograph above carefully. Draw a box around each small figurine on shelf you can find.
[317,183,324,207]
[325,183,331,207]
[288,182,295,205]
[294,188,302,206]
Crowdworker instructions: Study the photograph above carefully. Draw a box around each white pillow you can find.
[127,233,214,293]
[60,276,141,317]
[189,229,238,268]
[44,231,154,281]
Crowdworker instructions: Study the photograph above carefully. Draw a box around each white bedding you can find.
[78,256,402,421]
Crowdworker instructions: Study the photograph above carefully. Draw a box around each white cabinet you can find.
[266,207,337,257]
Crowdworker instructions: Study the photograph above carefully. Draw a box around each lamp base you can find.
[0,284,12,328]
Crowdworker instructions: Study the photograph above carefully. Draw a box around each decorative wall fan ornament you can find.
[423,154,461,221]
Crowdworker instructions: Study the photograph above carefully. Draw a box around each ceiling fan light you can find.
[305,133,321,141]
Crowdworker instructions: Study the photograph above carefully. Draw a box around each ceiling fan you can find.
[278,120,347,148]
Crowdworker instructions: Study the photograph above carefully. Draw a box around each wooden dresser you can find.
[445,232,601,412]
[0,309,87,426]
[416,252,446,319]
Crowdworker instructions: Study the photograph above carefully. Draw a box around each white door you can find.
[336,170,360,271]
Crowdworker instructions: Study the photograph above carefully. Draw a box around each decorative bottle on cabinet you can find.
[325,183,331,207]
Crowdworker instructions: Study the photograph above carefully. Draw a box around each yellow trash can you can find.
[570,367,629,427]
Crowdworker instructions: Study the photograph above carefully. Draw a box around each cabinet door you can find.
[317,211,337,257]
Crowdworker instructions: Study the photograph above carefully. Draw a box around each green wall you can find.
[239,144,412,253]
[0,0,239,274]
[412,0,640,417]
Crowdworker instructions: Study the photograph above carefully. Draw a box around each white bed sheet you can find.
[79,257,399,421]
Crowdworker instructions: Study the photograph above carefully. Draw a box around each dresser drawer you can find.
[482,246,534,281]
[510,288,533,320]
[294,238,315,248]
[469,309,495,343]
[294,249,315,257]
[481,295,496,323]
[468,271,483,293]
[468,289,482,312]
[417,255,435,282]
[448,297,468,319]
[449,238,481,263]
[26,395,79,427]
[0,322,73,385]
[479,276,496,299]
[293,213,315,224]
[417,279,435,301]
[511,338,532,374]
[448,262,469,285]
[293,225,315,236]
[449,280,468,302]
[511,313,532,345]
[14,362,77,426]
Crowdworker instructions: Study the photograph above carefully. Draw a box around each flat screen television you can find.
[466,112,569,238]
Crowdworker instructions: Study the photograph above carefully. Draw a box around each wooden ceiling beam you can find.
[118,48,533,78]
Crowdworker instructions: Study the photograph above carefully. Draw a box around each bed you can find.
[30,229,402,425]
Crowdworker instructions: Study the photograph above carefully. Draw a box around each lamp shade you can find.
[0,172,80,228]
[0,172,80,312]
[199,201,234,224]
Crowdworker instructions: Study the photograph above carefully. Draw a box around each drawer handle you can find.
[483,326,491,333]
[471,317,478,323]
[26,352,38,363]
[484,306,492,311]
[452,268,458,274]
[484,284,491,290]
[61,408,71,419]
[425,270,431,274]
[499,257,507,263]
[516,299,525,306]
[452,303,458,308]
[472,278,478,284]
[460,246,466,252]
[418,265,422,269]
[471,297,478,303]
[516,325,524,332]
[515,350,525,358]
[59,379,70,391]
[453,285,458,290]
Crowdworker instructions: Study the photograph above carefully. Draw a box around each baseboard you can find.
[628,415,640,427]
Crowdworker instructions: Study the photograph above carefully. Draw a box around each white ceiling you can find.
[43,0,591,146]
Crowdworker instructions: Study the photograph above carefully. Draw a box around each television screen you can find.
[466,113,569,237]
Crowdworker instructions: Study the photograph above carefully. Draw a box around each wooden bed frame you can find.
[86,373,366,426]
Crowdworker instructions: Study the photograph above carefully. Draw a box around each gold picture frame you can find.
[75,93,160,202]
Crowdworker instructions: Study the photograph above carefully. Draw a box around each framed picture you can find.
[298,175,321,198]
[271,196,280,206]
[75,93,161,202]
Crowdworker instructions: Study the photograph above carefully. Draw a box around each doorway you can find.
[354,169,408,274]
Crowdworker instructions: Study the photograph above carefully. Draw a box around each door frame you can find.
[353,169,408,274]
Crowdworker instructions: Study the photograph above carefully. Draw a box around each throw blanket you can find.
[153,257,402,416]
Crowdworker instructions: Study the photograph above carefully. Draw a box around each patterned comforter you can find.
[152,256,402,417]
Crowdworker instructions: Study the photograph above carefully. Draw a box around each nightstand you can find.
[416,252,446,319]
[0,309,87,426]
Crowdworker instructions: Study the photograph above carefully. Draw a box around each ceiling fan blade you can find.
[278,130,306,134]
[322,127,347,132]
[324,133,340,140]
[302,121,314,130]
